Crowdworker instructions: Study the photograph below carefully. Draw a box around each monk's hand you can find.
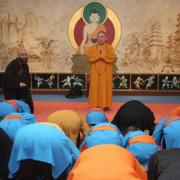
[20,82,27,87]
[100,51,107,59]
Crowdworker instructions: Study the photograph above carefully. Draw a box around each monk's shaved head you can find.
[97,31,107,37]
[17,48,27,56]
[17,48,28,63]
[97,31,107,45]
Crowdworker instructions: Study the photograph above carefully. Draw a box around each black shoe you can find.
[103,107,110,112]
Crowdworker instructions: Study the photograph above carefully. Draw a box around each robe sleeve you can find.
[86,46,100,63]
[100,45,115,63]
[3,60,20,90]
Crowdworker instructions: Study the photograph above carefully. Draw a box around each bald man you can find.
[86,31,116,111]
[2,48,34,113]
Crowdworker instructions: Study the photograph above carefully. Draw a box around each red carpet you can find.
[34,101,179,123]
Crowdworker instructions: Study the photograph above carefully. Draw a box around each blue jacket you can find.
[80,122,123,151]
[123,130,158,166]
[0,112,36,140]
[153,116,180,148]
[14,100,31,113]
[0,100,30,120]
[8,123,80,179]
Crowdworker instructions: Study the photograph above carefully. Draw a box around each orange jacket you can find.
[68,144,147,180]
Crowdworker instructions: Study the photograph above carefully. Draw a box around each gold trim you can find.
[68,7,83,50]
[107,7,121,48]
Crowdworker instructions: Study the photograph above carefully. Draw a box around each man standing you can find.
[86,31,115,111]
[2,48,34,113]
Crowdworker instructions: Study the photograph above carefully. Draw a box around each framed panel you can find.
[159,74,180,90]
[31,73,58,89]
[113,74,130,89]
[131,74,158,90]
[59,73,86,90]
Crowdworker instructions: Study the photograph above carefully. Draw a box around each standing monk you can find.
[2,48,34,113]
[86,31,115,111]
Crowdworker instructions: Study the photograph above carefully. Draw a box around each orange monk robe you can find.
[86,43,115,109]
[68,144,147,180]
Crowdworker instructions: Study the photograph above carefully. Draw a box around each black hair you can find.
[112,100,155,135]
[89,9,100,16]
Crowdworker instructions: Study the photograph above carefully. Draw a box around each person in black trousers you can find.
[2,48,34,113]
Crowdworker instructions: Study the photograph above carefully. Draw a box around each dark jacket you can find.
[148,149,180,180]
[2,58,30,90]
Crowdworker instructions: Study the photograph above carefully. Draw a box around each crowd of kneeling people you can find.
[0,99,180,180]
